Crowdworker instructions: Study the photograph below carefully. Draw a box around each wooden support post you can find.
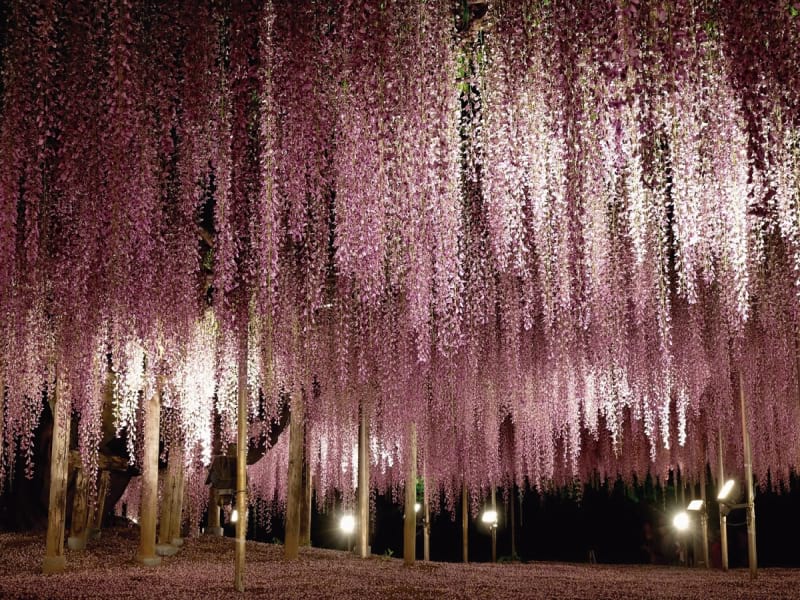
[157,452,176,552]
[136,381,162,567]
[674,469,679,504]
[234,330,248,591]
[739,371,758,580]
[422,471,430,562]
[718,428,728,571]
[680,469,686,508]
[67,466,89,550]
[0,367,4,477]
[510,484,517,559]
[170,450,186,546]
[462,481,469,563]
[357,400,369,557]
[299,464,312,546]
[700,465,709,568]
[795,326,800,466]
[89,470,111,539]
[284,392,304,559]
[403,422,416,566]
[43,373,71,574]
[491,486,497,563]
[207,487,223,536]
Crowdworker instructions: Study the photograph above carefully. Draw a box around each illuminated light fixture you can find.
[340,514,356,535]
[481,510,498,526]
[673,511,690,532]
[231,508,239,523]
[718,479,735,501]
[414,502,421,514]
[687,499,704,511]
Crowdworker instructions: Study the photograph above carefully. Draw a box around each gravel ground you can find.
[0,527,795,599]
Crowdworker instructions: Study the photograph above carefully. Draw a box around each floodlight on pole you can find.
[673,511,690,532]
[718,479,735,502]
[481,510,498,527]
[686,499,709,569]
[687,499,704,511]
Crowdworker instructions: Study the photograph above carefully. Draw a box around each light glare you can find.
[340,514,356,535]
[673,511,690,531]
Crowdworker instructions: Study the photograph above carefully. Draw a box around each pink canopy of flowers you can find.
[1,0,799,524]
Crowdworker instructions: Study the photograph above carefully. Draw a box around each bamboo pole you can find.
[739,371,757,580]
[284,392,305,559]
[357,400,369,557]
[43,373,71,574]
[89,470,111,539]
[67,466,89,551]
[462,481,469,563]
[234,329,248,591]
[136,380,162,567]
[403,422,416,566]
[718,428,728,571]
